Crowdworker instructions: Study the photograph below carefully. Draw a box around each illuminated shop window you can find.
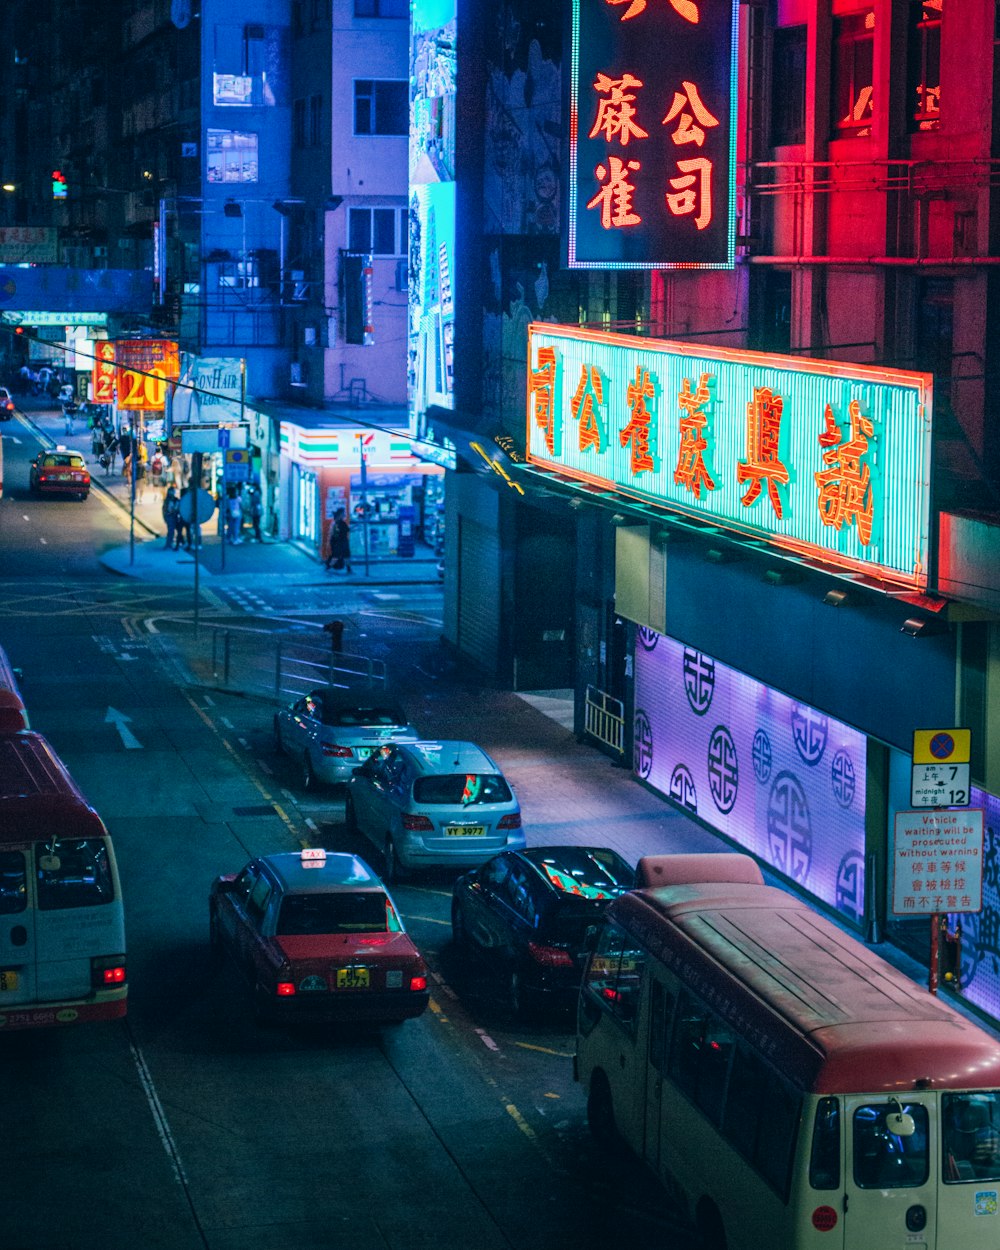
[908,1,942,132]
[832,10,875,136]
[354,79,408,136]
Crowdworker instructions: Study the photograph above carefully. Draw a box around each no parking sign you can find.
[224,448,250,482]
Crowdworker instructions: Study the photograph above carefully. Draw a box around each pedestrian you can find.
[226,489,243,543]
[162,484,180,549]
[91,423,104,457]
[101,427,118,474]
[325,508,352,573]
[63,400,77,435]
[249,484,264,542]
[119,426,133,478]
[135,443,149,502]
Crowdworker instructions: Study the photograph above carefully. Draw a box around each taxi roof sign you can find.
[913,728,971,765]
[300,847,327,869]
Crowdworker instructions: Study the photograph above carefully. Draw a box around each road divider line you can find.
[512,1041,575,1058]
[474,1027,500,1052]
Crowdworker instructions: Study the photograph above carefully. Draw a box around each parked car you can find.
[0,387,15,419]
[345,740,525,882]
[29,447,90,499]
[451,846,635,1016]
[209,848,429,1025]
[273,686,419,789]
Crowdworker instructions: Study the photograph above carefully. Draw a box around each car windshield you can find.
[276,891,398,934]
[413,772,513,805]
[325,704,407,728]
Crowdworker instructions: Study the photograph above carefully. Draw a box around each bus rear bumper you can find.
[0,993,127,1031]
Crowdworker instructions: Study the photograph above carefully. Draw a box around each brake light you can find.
[527,941,574,968]
[498,812,522,830]
[321,743,354,757]
[410,974,427,992]
[91,955,127,989]
[103,965,126,984]
[276,981,297,997]
[402,813,434,831]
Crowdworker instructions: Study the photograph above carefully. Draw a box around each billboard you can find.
[634,630,868,927]
[170,354,244,426]
[115,339,180,411]
[568,0,738,268]
[409,0,457,417]
[526,323,934,590]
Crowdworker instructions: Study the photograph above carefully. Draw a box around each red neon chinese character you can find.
[589,73,649,146]
[662,81,719,147]
[814,400,875,545]
[673,373,716,499]
[665,157,713,230]
[587,156,642,229]
[603,0,700,23]
[528,346,559,455]
[571,364,605,453]
[620,366,656,474]
[737,387,789,519]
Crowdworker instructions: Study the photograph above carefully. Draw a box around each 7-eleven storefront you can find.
[279,420,445,561]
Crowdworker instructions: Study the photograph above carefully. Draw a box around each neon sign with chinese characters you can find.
[526,323,933,590]
[568,0,737,268]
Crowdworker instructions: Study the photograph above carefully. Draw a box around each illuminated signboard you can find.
[92,340,116,404]
[634,630,868,927]
[280,424,422,468]
[526,323,933,590]
[115,339,180,411]
[409,0,456,417]
[568,0,737,268]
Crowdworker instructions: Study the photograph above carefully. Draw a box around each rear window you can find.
[36,839,115,910]
[43,455,85,468]
[276,891,398,934]
[413,773,513,805]
[325,704,407,728]
[531,849,634,900]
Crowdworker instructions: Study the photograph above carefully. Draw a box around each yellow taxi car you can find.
[209,848,429,1026]
[29,447,91,500]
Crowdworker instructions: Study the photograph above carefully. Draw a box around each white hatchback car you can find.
[345,740,525,881]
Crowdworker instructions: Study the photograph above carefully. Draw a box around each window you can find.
[348,207,407,256]
[668,990,735,1125]
[294,99,306,148]
[309,94,323,146]
[277,891,392,935]
[648,978,675,1075]
[354,80,408,135]
[207,130,259,183]
[0,851,26,915]
[771,26,807,145]
[853,1102,929,1189]
[412,773,514,805]
[908,1,942,132]
[247,874,272,923]
[943,1092,1000,1182]
[832,10,875,135]
[355,0,408,14]
[581,920,645,1031]
[36,840,114,910]
[810,1098,841,1189]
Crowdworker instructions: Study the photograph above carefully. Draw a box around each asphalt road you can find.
[0,423,694,1250]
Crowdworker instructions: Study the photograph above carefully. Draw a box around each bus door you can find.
[0,847,36,1007]
[643,977,672,1176]
[843,1096,935,1249]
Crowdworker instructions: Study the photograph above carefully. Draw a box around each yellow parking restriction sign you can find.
[912,728,971,765]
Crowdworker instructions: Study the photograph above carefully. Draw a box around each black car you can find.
[451,845,635,1016]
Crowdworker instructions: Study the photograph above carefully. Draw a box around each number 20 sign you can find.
[115,339,180,411]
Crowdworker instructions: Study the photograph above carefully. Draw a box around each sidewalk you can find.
[16,395,442,588]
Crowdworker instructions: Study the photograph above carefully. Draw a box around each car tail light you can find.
[321,743,354,757]
[402,813,434,831]
[276,981,297,997]
[410,974,427,992]
[527,941,575,968]
[91,956,127,988]
[498,813,522,830]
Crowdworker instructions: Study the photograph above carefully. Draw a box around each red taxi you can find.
[209,848,429,1025]
[29,448,91,500]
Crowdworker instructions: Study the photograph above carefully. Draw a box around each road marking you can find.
[505,1103,538,1143]
[237,737,249,749]
[258,759,273,775]
[404,913,450,926]
[105,706,143,749]
[513,1041,574,1058]
[203,694,215,706]
[39,537,47,545]
[126,1029,191,1190]
[220,717,234,729]
[304,817,318,832]
[475,1028,500,1052]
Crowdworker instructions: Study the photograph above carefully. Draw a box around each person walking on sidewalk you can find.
[225,489,243,543]
[162,485,180,550]
[324,508,352,573]
[63,400,78,435]
[249,484,264,542]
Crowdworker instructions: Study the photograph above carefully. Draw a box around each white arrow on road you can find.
[105,707,143,750]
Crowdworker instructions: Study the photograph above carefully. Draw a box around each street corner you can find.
[98,540,213,581]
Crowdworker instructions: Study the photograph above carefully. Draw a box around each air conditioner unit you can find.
[290,270,307,302]
[290,361,305,386]
[93,246,108,258]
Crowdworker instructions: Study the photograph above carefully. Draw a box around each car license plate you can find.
[56,473,70,481]
[0,970,19,991]
[445,825,486,837]
[336,967,369,989]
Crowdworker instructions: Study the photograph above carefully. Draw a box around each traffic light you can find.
[51,170,67,200]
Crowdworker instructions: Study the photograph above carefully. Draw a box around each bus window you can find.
[756,1073,800,1196]
[581,922,646,1033]
[36,840,114,910]
[853,1102,929,1189]
[648,979,675,1075]
[0,851,27,913]
[670,990,733,1124]
[943,1092,1000,1182]
[724,1044,767,1160]
[809,1097,841,1189]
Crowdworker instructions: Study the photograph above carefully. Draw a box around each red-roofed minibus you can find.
[575,853,1000,1250]
[0,644,29,734]
[0,732,126,1030]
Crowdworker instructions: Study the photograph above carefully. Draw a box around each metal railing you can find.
[208,626,386,700]
[585,685,625,756]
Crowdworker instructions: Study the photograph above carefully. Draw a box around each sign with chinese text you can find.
[526,324,933,589]
[892,809,984,915]
[92,340,116,404]
[911,763,971,808]
[0,227,58,264]
[568,0,737,268]
[115,339,180,411]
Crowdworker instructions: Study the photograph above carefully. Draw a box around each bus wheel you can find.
[587,1071,620,1151]
[696,1199,727,1250]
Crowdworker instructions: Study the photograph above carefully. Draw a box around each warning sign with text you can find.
[892,808,984,916]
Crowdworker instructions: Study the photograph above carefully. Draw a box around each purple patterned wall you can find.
[634,629,868,927]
